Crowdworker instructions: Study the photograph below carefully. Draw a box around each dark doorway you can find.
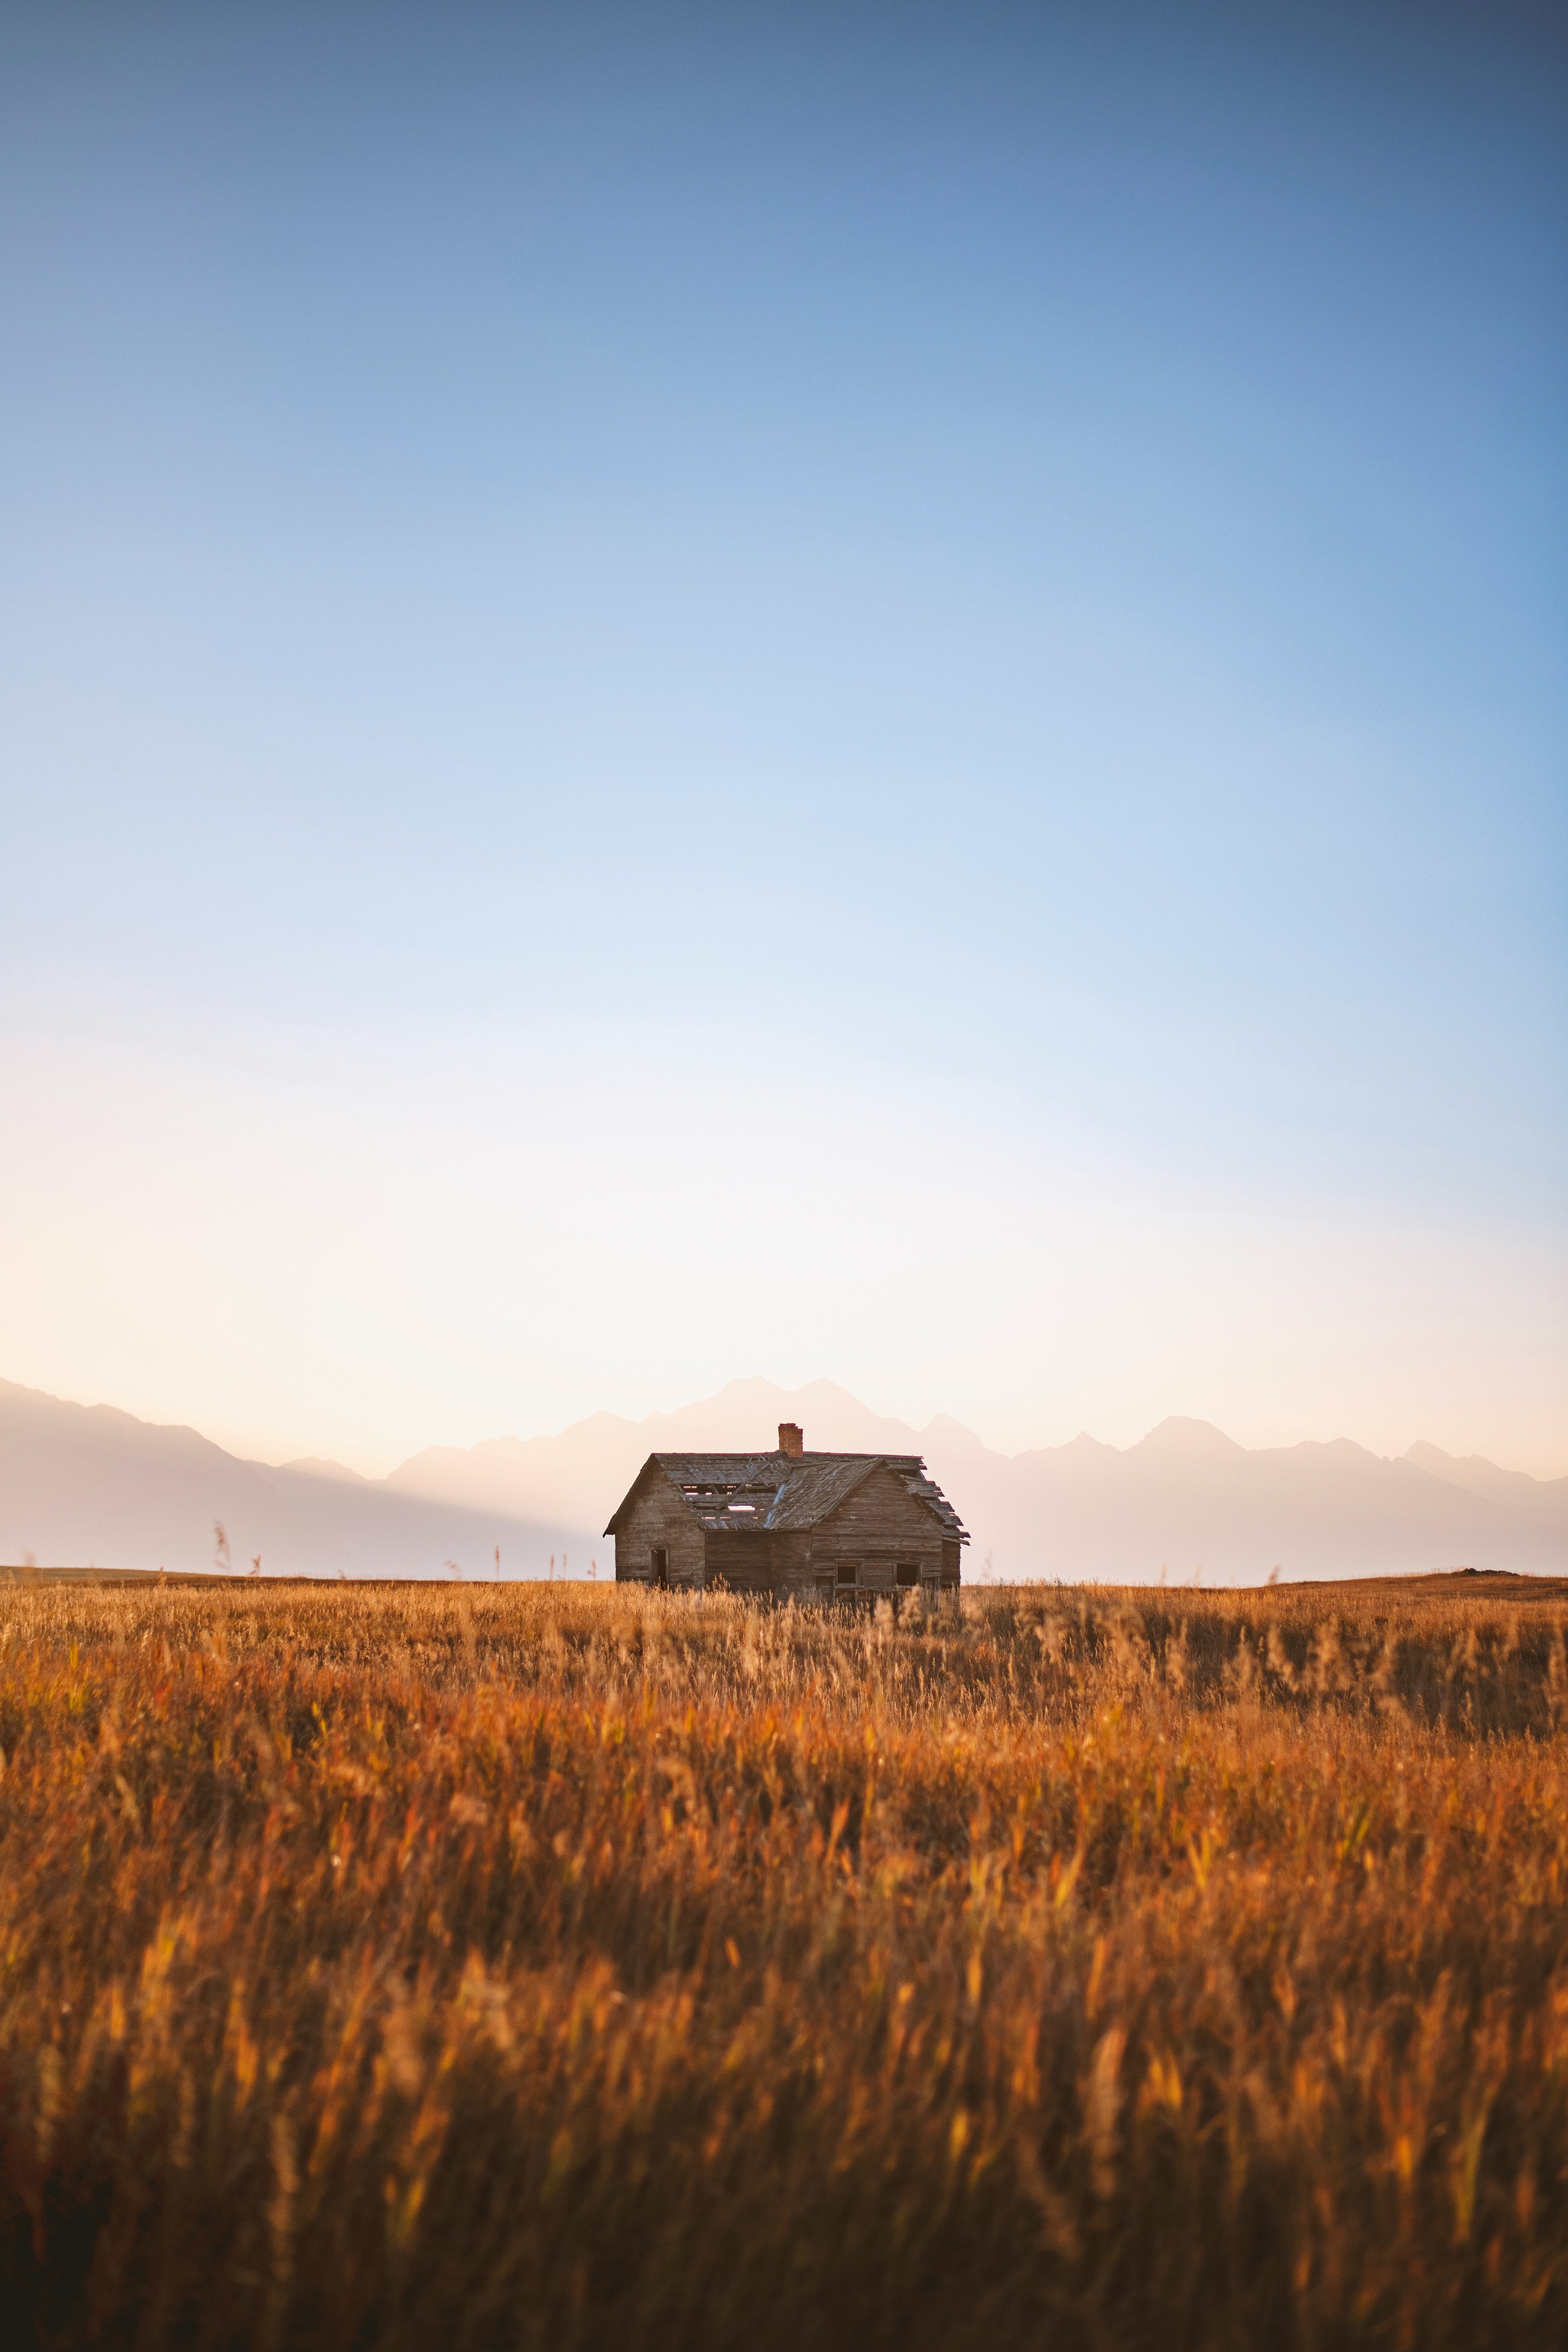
[652,1548,668,1589]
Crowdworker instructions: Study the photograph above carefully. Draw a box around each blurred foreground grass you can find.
[3,1574,1567,2350]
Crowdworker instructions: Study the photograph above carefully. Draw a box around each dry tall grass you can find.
[3,1574,1566,2350]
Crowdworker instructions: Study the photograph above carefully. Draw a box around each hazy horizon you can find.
[3,2,1563,1482]
[5,1365,1563,1585]
[190,1384,1568,1490]
[7,1361,1565,1492]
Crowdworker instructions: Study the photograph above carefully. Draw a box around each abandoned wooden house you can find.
[604,1422,967,1599]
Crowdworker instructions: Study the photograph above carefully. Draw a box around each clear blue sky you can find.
[2,2,1564,1470]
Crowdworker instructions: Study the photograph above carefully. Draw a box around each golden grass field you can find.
[3,1571,1567,2350]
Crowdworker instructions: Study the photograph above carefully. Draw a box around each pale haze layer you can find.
[1,2,1564,1477]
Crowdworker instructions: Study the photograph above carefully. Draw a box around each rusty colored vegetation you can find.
[2,1575,1567,2350]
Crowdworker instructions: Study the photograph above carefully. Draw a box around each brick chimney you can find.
[778,1422,804,1459]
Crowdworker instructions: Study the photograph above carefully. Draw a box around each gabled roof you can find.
[604,1450,969,1542]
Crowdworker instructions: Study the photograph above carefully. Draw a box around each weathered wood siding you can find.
[702,1528,781,1594]
[613,1465,706,1586]
[706,1473,962,1598]
[796,1466,957,1598]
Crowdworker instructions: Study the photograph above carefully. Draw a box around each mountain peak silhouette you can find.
[1,1374,1562,1582]
[1134,1417,1248,1458]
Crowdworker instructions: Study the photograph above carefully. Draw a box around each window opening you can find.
[836,1560,857,1587]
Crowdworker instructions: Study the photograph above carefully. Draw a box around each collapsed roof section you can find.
[604,1450,969,1543]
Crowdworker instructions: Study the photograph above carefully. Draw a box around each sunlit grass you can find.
[2,1576,1566,2348]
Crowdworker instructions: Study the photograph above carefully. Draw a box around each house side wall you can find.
[613,1470,705,1586]
[702,1529,779,1593]
[797,1467,959,1597]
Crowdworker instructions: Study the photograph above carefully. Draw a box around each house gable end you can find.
[609,1457,709,1586]
[811,1462,953,1563]
[603,1455,698,1539]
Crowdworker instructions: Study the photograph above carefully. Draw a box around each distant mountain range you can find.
[2,1373,1563,1583]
